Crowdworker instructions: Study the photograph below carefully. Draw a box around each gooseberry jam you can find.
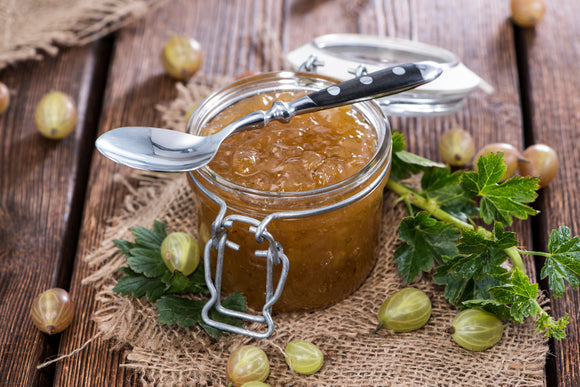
[188,72,391,312]
[201,91,377,192]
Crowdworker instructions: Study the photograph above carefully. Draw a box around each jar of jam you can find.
[187,71,392,335]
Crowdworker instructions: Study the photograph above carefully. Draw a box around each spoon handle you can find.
[223,62,443,139]
[301,61,442,112]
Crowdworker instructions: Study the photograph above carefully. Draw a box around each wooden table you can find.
[1,0,579,385]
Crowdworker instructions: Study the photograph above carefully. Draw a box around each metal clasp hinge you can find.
[298,54,325,72]
[200,215,290,339]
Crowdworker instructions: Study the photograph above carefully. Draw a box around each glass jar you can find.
[187,71,392,313]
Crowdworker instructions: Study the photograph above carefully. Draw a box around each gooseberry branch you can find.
[386,178,526,273]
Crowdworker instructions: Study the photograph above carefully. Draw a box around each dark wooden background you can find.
[1,0,579,385]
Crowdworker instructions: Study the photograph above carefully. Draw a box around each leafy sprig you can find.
[112,220,246,338]
[461,153,538,225]
[388,133,580,339]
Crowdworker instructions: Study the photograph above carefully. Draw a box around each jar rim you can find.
[188,71,392,201]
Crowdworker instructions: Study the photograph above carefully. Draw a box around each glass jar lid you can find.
[286,33,493,116]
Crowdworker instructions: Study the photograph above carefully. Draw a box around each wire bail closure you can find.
[200,214,290,338]
[191,174,290,339]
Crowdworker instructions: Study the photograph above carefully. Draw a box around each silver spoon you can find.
[96,62,442,172]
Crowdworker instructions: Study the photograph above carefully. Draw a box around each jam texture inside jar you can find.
[202,91,377,192]
[188,72,392,312]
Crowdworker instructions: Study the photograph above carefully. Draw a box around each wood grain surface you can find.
[0,40,110,386]
[515,1,580,385]
[0,0,578,385]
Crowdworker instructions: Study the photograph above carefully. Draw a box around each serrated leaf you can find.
[433,263,469,304]
[221,291,247,312]
[156,292,247,338]
[421,166,462,192]
[433,258,509,306]
[156,296,205,327]
[487,269,539,323]
[540,226,580,297]
[114,221,247,338]
[392,131,405,153]
[489,269,538,303]
[452,223,516,279]
[460,153,538,225]
[113,239,134,256]
[535,312,569,340]
[127,248,168,277]
[394,212,460,283]
[113,270,167,301]
[162,268,207,294]
[462,152,507,192]
[118,266,135,276]
[130,224,165,249]
[421,167,478,221]
[152,220,168,238]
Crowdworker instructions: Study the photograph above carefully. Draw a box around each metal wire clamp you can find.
[191,172,289,339]
[200,214,290,339]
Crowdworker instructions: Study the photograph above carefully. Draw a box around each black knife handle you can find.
[307,62,439,109]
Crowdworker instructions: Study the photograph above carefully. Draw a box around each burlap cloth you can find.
[79,76,549,386]
[0,0,166,70]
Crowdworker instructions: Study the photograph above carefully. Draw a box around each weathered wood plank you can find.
[0,41,108,386]
[54,1,284,385]
[516,1,580,385]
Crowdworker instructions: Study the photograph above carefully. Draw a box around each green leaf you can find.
[201,292,247,338]
[390,132,445,179]
[487,269,539,323]
[432,224,516,307]
[156,296,205,327]
[162,268,207,294]
[113,221,248,339]
[118,266,134,276]
[433,264,468,304]
[394,212,460,283]
[221,291,247,312]
[421,167,478,221]
[127,248,168,277]
[460,153,538,225]
[113,239,134,256]
[397,151,446,169]
[113,268,167,301]
[190,261,207,288]
[130,224,165,250]
[156,292,246,339]
[462,152,507,191]
[535,312,569,340]
[433,259,509,306]
[450,223,516,279]
[392,131,405,153]
[421,166,462,192]
[541,226,580,297]
[152,220,168,238]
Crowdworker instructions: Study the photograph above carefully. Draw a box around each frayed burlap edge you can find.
[0,0,167,70]
[75,76,550,386]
